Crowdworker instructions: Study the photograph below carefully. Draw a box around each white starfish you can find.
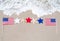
[14,18,20,24]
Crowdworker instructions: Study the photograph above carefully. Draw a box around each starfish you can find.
[14,18,20,24]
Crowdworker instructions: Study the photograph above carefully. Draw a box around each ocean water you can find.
[0,0,60,17]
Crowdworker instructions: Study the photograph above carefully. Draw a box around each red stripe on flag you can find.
[45,18,56,26]
[3,18,14,25]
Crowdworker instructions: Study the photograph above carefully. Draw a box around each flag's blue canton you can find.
[51,18,56,22]
[37,18,43,24]
[3,18,8,22]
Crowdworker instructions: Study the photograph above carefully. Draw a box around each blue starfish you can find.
[37,18,43,24]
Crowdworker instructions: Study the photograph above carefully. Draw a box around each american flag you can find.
[45,18,56,26]
[3,18,14,25]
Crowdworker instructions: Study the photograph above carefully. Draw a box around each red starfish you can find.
[26,17,32,23]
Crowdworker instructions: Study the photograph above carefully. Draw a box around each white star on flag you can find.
[14,18,20,24]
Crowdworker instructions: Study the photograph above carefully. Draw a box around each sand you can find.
[0,10,60,41]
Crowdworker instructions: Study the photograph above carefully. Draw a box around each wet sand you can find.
[0,10,60,41]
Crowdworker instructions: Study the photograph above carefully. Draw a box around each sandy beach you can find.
[0,10,60,41]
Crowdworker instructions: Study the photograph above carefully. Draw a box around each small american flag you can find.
[3,18,14,25]
[45,18,56,26]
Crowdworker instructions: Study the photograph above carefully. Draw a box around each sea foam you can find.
[0,0,60,17]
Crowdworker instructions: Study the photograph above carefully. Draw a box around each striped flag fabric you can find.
[45,18,56,26]
[3,18,14,25]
